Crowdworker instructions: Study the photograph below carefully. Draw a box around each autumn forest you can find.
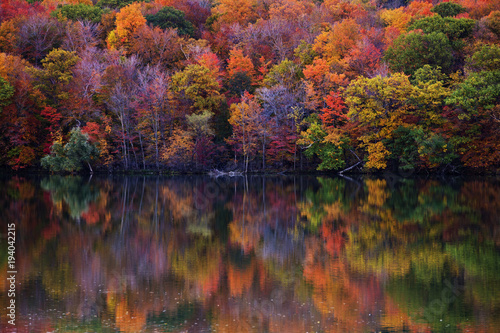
[0,0,499,173]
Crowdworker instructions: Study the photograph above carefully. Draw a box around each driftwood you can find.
[208,169,243,178]
[338,161,363,175]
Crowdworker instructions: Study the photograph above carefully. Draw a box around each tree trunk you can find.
[119,115,128,169]
[262,139,266,171]
[139,132,146,170]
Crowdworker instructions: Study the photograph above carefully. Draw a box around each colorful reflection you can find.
[0,175,499,332]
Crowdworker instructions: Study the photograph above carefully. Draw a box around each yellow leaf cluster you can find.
[366,141,390,169]
[312,19,360,64]
[380,8,412,32]
[161,128,194,165]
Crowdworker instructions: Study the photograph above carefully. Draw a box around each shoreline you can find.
[1,167,499,177]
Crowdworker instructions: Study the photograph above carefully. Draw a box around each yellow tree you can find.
[171,63,222,114]
[107,3,146,50]
[161,127,194,168]
[312,19,361,65]
[379,7,412,34]
[345,73,414,170]
[227,92,264,172]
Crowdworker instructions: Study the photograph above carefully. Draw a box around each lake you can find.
[0,174,499,332]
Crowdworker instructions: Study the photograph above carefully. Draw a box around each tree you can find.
[146,6,194,37]
[431,2,467,18]
[384,31,453,76]
[407,15,475,47]
[465,44,500,72]
[226,48,255,81]
[161,127,194,169]
[380,7,412,33]
[264,58,303,91]
[0,0,45,22]
[134,67,173,169]
[41,127,99,173]
[171,64,222,113]
[486,11,500,37]
[313,19,361,65]
[227,92,264,172]
[0,77,14,113]
[107,3,146,49]
[100,58,140,169]
[411,65,450,127]
[51,4,106,24]
[212,0,257,27]
[345,73,413,128]
[323,0,364,21]
[303,58,348,111]
[405,1,434,19]
[62,20,100,53]
[344,38,381,78]
[0,53,45,170]
[16,14,63,64]
[28,48,81,108]
[128,25,182,67]
[388,126,455,171]
[298,115,348,171]
[446,70,500,120]
[320,91,348,128]
[186,110,215,167]
[96,0,135,9]
[449,44,500,121]
[345,73,414,170]
[0,17,21,54]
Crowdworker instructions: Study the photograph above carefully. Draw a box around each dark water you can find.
[0,174,499,332]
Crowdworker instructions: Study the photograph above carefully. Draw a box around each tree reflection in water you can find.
[0,175,499,332]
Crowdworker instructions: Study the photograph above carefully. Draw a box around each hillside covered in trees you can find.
[0,0,499,173]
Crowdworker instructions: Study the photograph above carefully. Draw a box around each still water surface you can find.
[0,175,499,332]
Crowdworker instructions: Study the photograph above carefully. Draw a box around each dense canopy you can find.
[0,0,498,173]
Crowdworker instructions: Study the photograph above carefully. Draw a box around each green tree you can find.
[389,126,456,171]
[447,45,500,120]
[384,31,453,76]
[466,44,500,72]
[41,127,99,173]
[430,2,466,18]
[0,76,14,113]
[408,15,475,50]
[225,71,253,96]
[146,6,194,37]
[52,4,106,24]
[97,0,138,9]
[298,115,347,171]
[446,70,500,120]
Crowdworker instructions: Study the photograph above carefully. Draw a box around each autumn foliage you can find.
[0,0,498,173]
